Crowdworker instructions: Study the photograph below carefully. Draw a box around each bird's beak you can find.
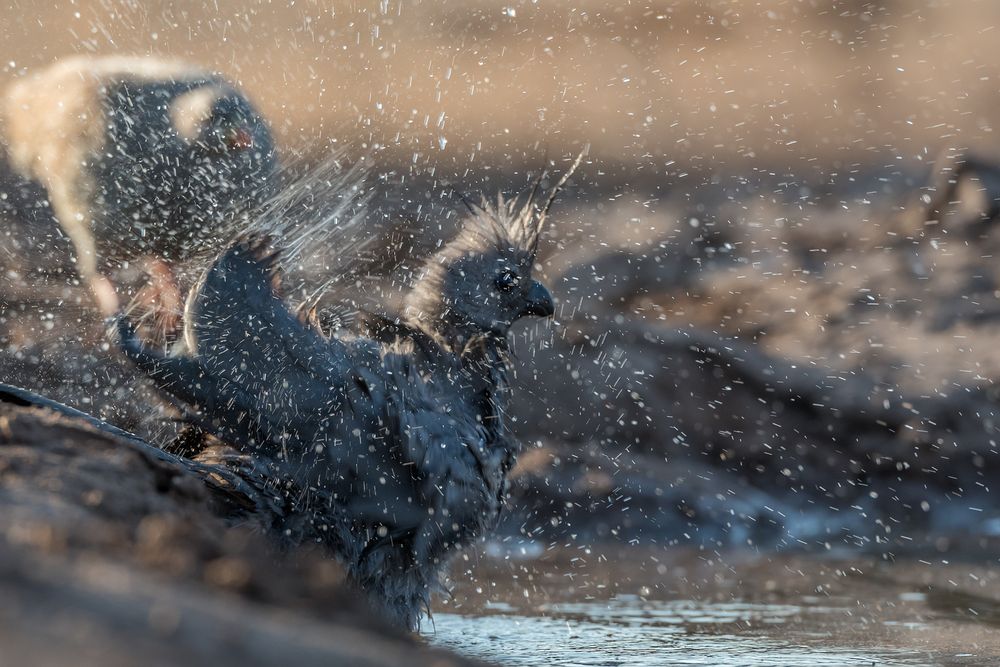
[521,280,555,318]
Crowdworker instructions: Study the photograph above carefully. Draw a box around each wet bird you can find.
[116,154,582,628]
[3,55,277,313]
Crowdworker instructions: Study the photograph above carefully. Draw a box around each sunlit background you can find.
[4,0,999,176]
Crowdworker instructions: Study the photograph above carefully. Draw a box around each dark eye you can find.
[494,269,518,292]
[224,126,254,151]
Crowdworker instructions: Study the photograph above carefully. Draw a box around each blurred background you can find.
[3,0,997,177]
[5,1,1000,665]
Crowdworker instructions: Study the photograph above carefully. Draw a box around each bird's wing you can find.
[379,352,500,560]
[119,237,363,457]
[117,315,294,451]
[185,237,353,388]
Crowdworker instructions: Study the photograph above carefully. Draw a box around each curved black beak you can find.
[521,280,555,318]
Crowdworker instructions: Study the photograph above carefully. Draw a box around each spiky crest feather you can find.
[454,148,587,258]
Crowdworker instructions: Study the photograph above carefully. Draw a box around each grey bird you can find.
[115,155,583,628]
[4,56,277,313]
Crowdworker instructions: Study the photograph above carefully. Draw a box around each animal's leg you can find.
[47,182,119,314]
[132,257,184,344]
[88,274,120,317]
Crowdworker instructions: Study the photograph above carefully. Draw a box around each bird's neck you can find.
[405,314,509,389]
[459,333,509,377]
[458,333,511,440]
[404,307,494,356]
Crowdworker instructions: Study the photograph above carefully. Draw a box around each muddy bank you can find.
[505,178,1000,555]
[0,401,483,666]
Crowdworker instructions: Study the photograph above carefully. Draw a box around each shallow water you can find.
[429,547,1000,666]
[431,600,934,666]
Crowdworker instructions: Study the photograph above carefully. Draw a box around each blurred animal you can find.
[116,154,582,628]
[923,147,1000,228]
[3,55,277,313]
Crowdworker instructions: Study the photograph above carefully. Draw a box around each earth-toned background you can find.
[4,1,1000,665]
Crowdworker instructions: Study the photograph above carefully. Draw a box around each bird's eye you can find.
[494,269,518,292]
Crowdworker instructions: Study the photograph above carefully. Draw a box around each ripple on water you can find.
[427,599,940,667]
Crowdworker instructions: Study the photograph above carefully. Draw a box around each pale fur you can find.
[3,56,275,287]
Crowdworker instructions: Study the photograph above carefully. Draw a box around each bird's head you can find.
[405,153,584,348]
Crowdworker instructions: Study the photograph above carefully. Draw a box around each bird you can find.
[3,55,278,314]
[115,153,583,629]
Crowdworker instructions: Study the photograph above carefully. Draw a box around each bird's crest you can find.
[457,148,587,259]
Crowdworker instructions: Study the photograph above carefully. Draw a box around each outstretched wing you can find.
[119,237,359,460]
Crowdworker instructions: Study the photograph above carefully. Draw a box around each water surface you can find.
[429,547,1000,666]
